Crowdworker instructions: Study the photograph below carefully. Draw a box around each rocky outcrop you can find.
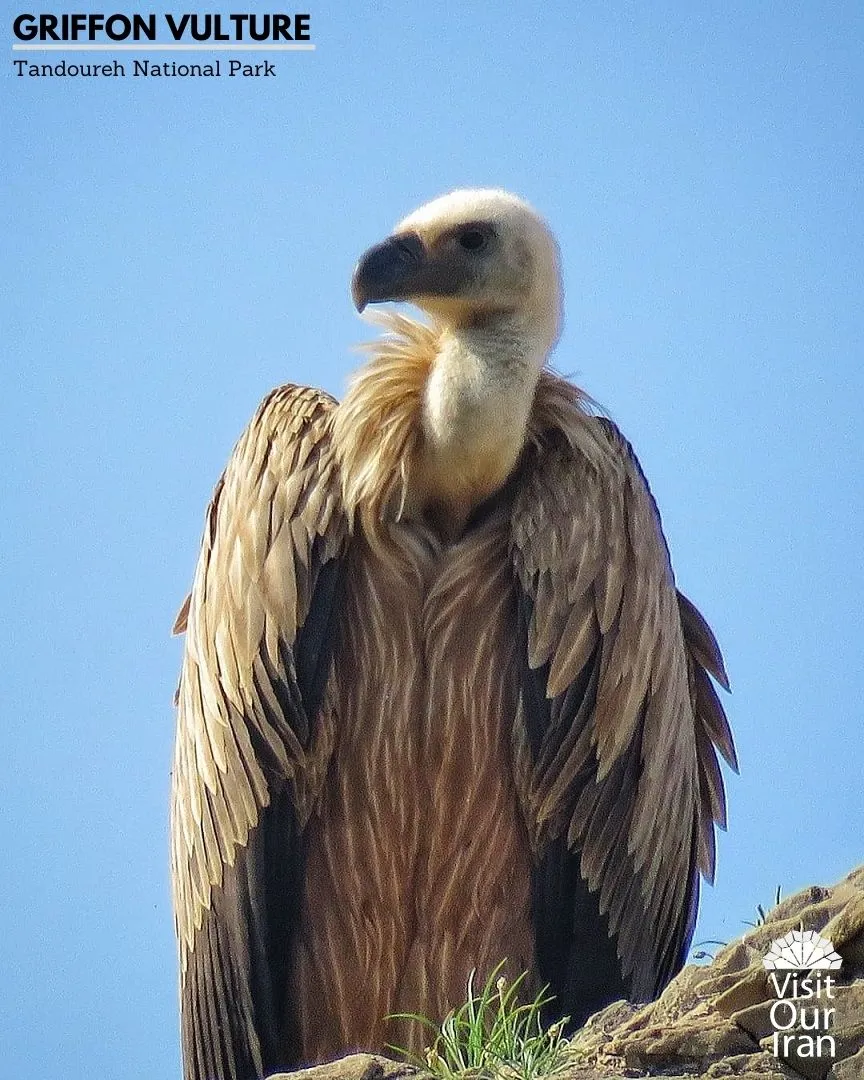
[269,865,864,1080]
[269,1056,416,1080]
[562,864,864,1078]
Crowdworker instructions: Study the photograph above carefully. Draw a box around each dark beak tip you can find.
[350,231,425,314]
[350,265,369,313]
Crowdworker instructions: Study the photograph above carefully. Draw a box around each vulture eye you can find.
[458,228,488,252]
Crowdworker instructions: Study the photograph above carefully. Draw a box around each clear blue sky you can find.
[2,3,862,1077]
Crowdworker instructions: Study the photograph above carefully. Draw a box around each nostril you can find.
[392,232,423,264]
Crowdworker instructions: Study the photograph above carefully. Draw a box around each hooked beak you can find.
[350,231,426,312]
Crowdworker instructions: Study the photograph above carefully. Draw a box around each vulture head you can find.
[343,189,572,538]
[352,188,563,364]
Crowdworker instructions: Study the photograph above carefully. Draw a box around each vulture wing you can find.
[171,385,346,1080]
[511,415,735,1022]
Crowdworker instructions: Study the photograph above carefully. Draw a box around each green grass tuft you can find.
[387,962,573,1080]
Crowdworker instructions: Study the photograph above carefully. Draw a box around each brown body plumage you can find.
[171,190,735,1080]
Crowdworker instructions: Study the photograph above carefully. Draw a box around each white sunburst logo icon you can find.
[763,928,842,970]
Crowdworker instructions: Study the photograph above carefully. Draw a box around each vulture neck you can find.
[417,317,547,538]
[335,310,563,547]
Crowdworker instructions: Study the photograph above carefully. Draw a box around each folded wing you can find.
[511,411,735,1019]
[171,385,347,1080]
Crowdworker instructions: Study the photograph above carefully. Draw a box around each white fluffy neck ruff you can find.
[417,313,555,529]
[424,316,546,452]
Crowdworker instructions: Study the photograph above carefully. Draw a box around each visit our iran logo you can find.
[763,929,842,1063]
[763,928,843,970]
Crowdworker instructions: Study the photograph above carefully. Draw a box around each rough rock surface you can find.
[268,866,864,1080]
[269,1056,416,1080]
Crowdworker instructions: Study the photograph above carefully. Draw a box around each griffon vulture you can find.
[171,189,735,1080]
